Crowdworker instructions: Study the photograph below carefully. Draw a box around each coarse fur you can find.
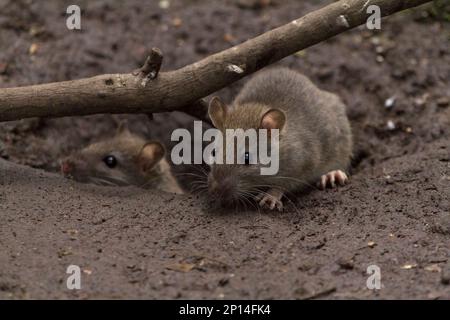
[207,67,353,208]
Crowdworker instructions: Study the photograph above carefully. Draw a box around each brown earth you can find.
[0,0,449,299]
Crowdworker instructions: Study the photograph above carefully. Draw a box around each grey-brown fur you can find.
[208,67,353,207]
[61,126,183,194]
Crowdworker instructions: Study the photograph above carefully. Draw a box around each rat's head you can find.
[61,122,165,187]
[206,97,286,207]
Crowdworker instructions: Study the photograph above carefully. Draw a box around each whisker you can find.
[89,175,130,187]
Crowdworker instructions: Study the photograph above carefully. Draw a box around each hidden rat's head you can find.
[61,122,165,187]
[206,97,286,207]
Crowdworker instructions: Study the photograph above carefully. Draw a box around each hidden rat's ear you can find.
[260,109,286,132]
[208,97,227,129]
[137,142,165,174]
[116,120,130,135]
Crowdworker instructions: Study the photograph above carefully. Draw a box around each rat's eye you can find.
[212,150,216,157]
[244,152,250,165]
[103,155,117,168]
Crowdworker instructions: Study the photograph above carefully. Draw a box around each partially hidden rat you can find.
[61,122,183,194]
[207,67,353,211]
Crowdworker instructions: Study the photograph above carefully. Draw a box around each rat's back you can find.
[235,67,340,117]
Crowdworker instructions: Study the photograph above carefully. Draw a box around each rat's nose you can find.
[61,160,74,175]
[208,174,237,204]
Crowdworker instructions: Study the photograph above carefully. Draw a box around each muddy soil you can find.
[0,0,449,299]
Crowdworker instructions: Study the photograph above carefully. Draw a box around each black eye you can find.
[103,155,117,168]
[212,150,216,157]
[244,152,250,165]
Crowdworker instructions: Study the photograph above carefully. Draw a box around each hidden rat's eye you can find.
[103,155,117,168]
[244,152,250,165]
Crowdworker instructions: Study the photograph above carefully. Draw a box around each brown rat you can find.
[207,67,353,211]
[61,122,183,194]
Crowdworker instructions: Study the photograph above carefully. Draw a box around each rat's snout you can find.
[61,159,74,175]
[208,171,238,206]
[60,156,87,177]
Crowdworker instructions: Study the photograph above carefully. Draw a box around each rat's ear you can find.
[260,109,286,131]
[208,97,227,129]
[116,120,130,135]
[137,142,165,174]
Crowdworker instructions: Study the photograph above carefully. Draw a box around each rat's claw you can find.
[318,170,348,190]
[256,189,284,212]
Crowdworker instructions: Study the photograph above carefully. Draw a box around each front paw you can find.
[255,190,283,211]
[318,170,348,190]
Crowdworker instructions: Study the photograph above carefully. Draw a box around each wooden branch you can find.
[0,0,431,122]
[183,99,211,123]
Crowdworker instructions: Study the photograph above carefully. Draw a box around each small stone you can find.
[370,37,380,46]
[414,97,427,107]
[375,46,384,54]
[367,241,376,248]
[385,96,396,109]
[171,17,182,27]
[159,0,170,9]
[376,55,384,63]
[386,120,396,131]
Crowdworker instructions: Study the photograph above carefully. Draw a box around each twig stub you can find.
[133,47,163,80]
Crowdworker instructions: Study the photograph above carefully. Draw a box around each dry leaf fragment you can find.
[166,262,195,273]
[424,264,441,273]
[29,43,39,55]
[83,269,93,275]
[400,264,417,270]
[172,17,182,27]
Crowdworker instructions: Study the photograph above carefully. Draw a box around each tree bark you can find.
[0,0,431,122]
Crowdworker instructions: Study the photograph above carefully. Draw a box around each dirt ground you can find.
[0,0,449,299]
